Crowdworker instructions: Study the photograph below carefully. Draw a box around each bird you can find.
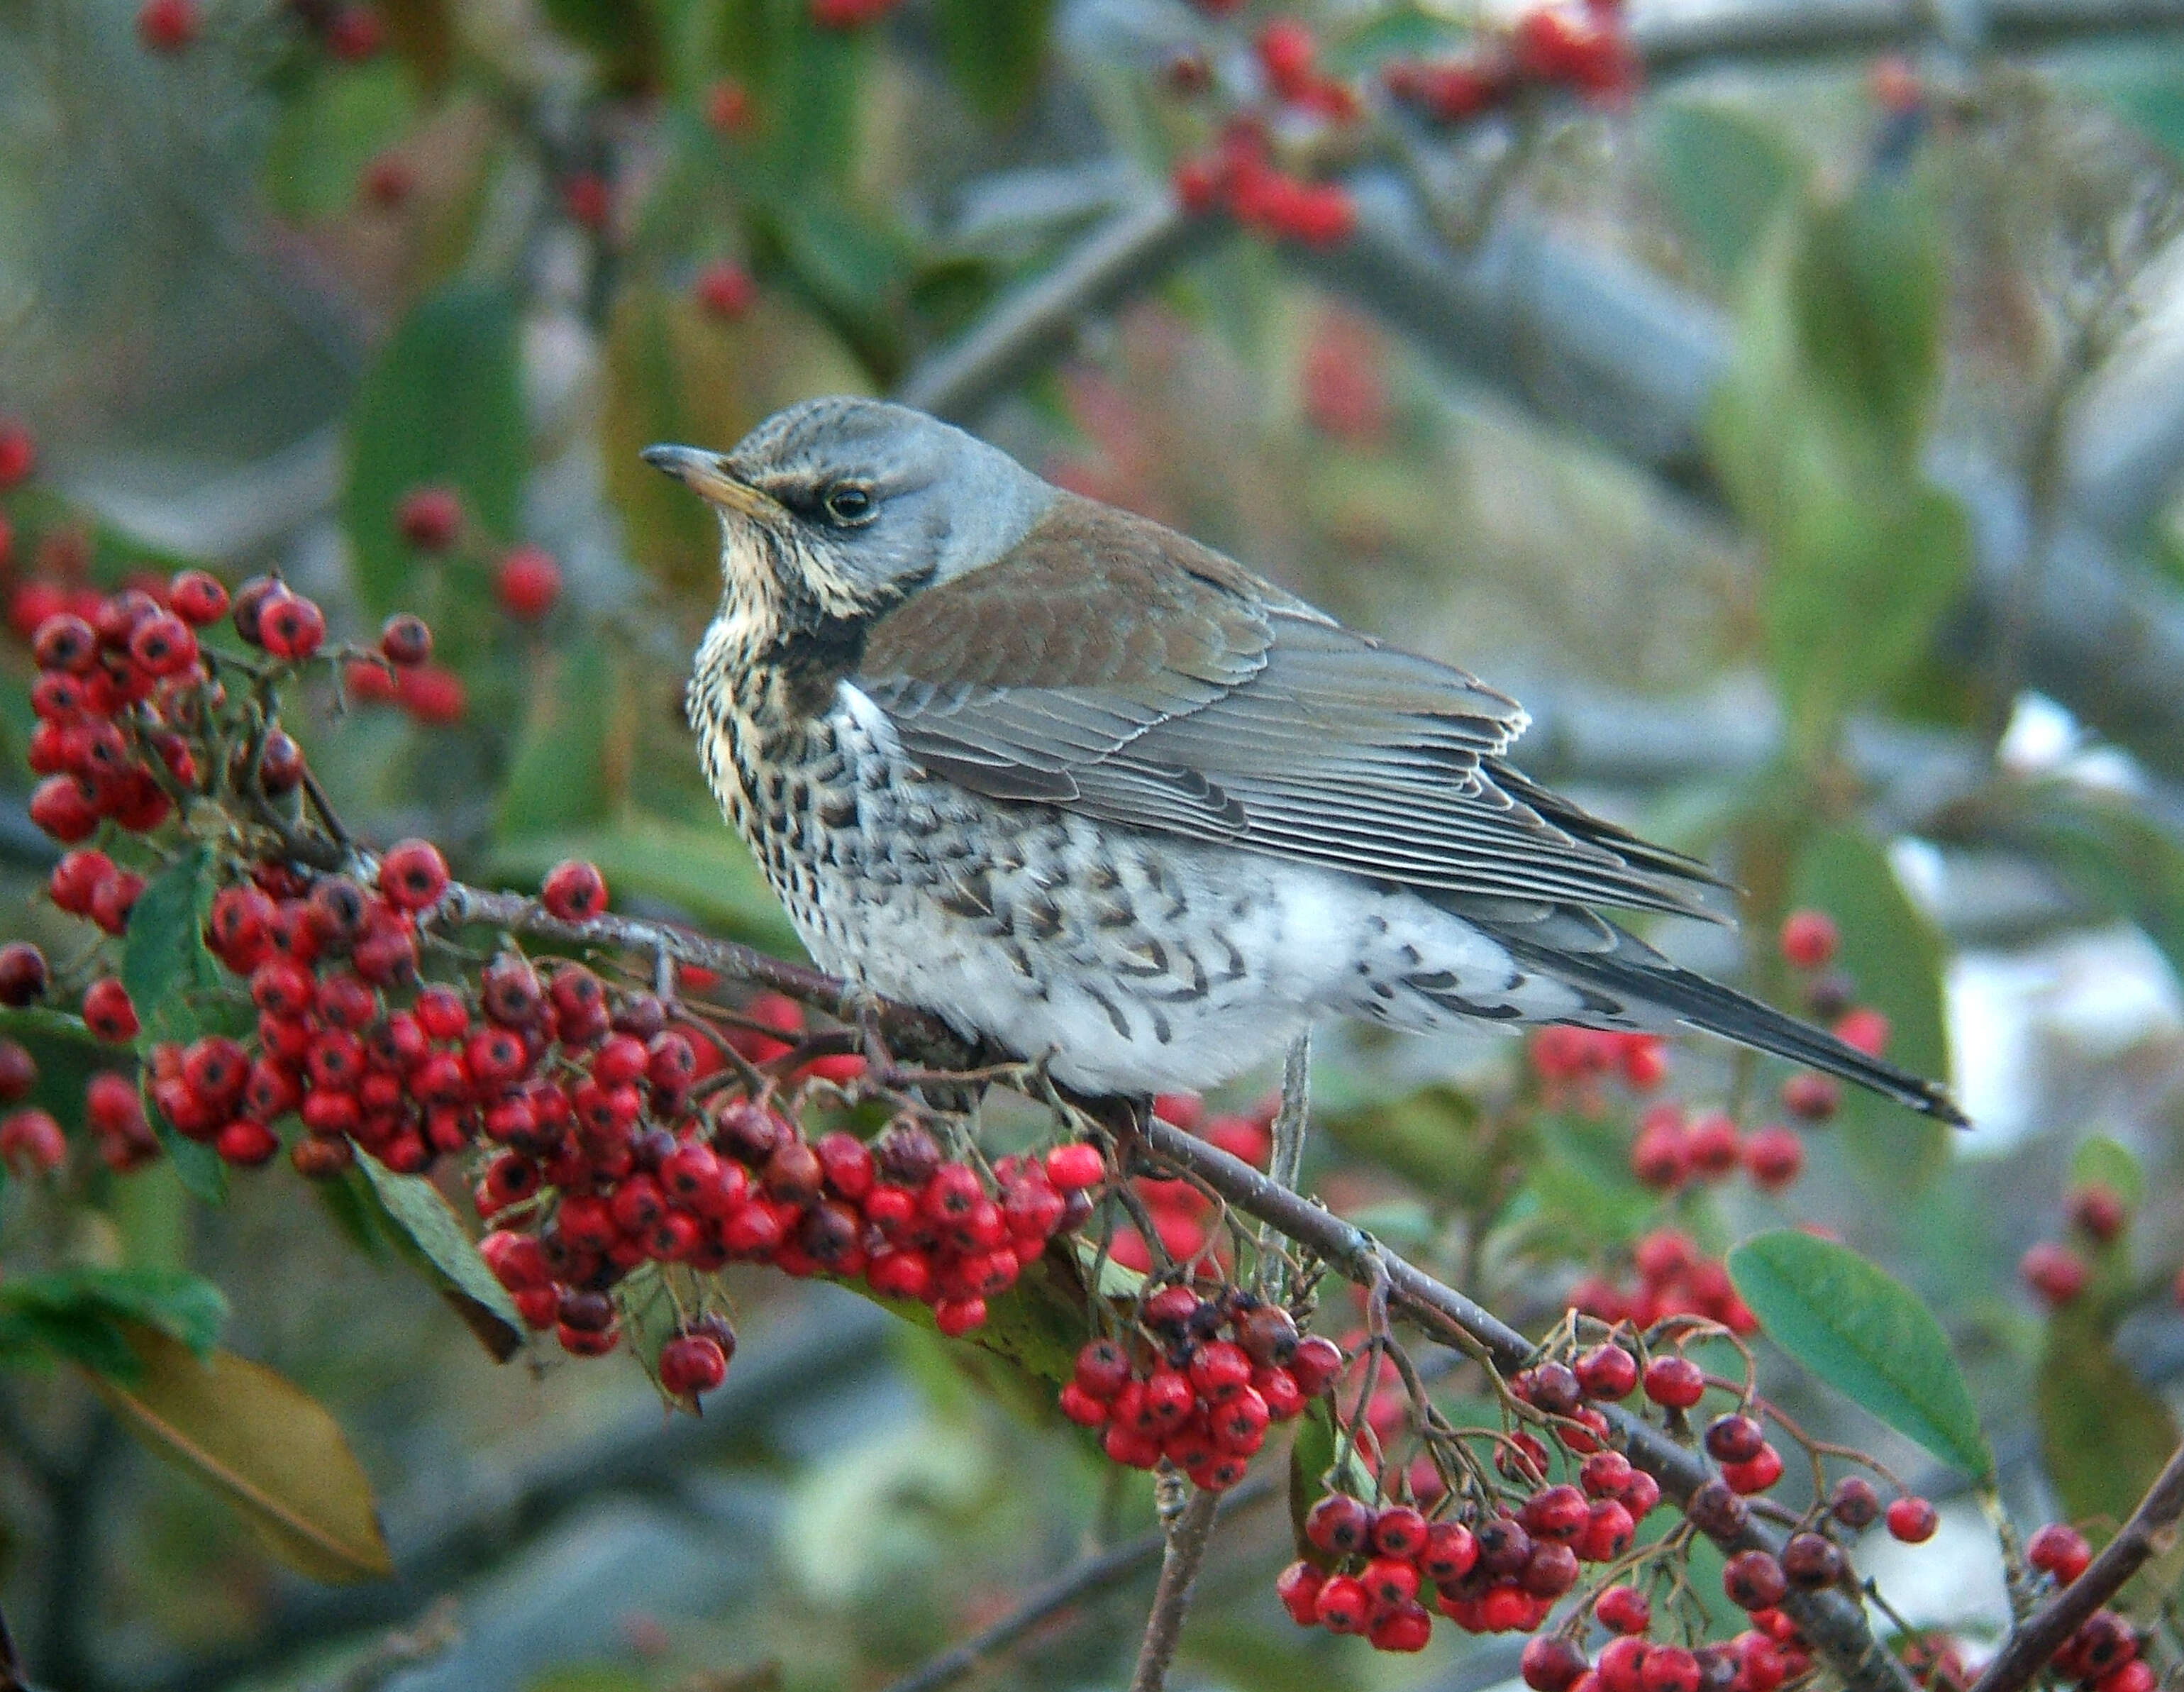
[645,397,1964,1126]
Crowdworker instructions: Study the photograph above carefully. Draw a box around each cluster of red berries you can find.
[1571,1229,1759,1337]
[1529,1027,1669,1099]
[1058,1286,1338,1490]
[1104,1092,1277,1271]
[389,483,565,625]
[1382,0,1637,123]
[483,1106,1104,1357]
[23,570,250,846]
[1521,1608,1805,1692]
[2049,1606,2153,1692]
[1172,122,1358,247]
[1627,1103,1806,1195]
[137,0,384,58]
[2020,1180,2131,1309]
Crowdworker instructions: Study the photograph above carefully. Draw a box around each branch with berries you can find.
[3,569,2123,1692]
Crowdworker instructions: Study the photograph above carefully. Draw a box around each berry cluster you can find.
[1058,1287,1338,1490]
[2020,1180,2130,1309]
[0,1036,158,1178]
[1382,0,1637,123]
[1172,121,1358,247]
[1626,1103,1806,1195]
[138,0,385,59]
[1571,1229,1760,1336]
[1529,1027,1670,1102]
[482,1107,1103,1351]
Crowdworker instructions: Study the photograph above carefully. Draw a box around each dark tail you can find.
[1490,921,1967,1127]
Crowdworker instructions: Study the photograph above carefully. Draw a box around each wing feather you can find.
[853,494,1726,919]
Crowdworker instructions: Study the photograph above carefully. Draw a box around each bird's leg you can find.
[1270,1029,1312,1194]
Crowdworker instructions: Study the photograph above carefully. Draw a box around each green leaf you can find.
[1788,179,1944,457]
[0,1266,228,1381]
[1650,103,1805,282]
[936,0,1053,121]
[540,0,664,89]
[2071,1134,2145,1209]
[354,1150,523,1359]
[121,845,217,1021]
[492,635,631,838]
[92,1326,394,1582]
[1708,197,1968,754]
[152,1115,231,1206]
[1789,826,1953,1187]
[2036,1299,2179,1541]
[487,810,799,951]
[1729,1229,1992,1478]
[343,282,525,624]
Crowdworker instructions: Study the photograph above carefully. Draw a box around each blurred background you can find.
[4,0,2184,1686]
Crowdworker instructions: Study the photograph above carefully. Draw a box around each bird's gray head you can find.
[643,397,1056,624]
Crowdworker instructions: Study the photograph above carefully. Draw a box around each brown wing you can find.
[855,494,1725,917]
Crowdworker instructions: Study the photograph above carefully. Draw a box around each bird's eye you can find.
[822,484,876,526]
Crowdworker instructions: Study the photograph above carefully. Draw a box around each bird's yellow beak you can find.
[641,443,782,521]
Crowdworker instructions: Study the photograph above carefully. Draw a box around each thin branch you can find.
[1128,1478,1224,1692]
[1968,1442,2184,1692]
[893,194,1212,425]
[877,1474,1280,1692]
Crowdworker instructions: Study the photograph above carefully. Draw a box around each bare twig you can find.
[893,194,1212,425]
[877,1474,1280,1692]
[1127,1479,1224,1692]
[1968,1442,2184,1692]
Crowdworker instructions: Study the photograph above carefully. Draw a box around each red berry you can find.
[1685,1112,1741,1178]
[1780,1530,1844,1588]
[541,858,608,922]
[1885,1495,1939,1542]
[1288,1334,1343,1394]
[1419,1520,1477,1581]
[258,592,326,660]
[658,1333,730,1395]
[325,5,383,60]
[397,486,463,551]
[1275,1560,1324,1627]
[1781,1071,1841,1121]
[495,546,562,621]
[1598,1636,1648,1692]
[2068,1183,2129,1245]
[30,775,99,843]
[1255,19,1317,97]
[1524,1637,1588,1692]
[379,613,432,666]
[1723,1548,1787,1610]
[138,0,197,52]
[1314,1574,1370,1635]
[563,172,611,230]
[0,1041,34,1104]
[1596,1583,1649,1635]
[706,79,751,133]
[1629,1114,1690,1190]
[1641,1646,1700,1692]
[1043,1141,1105,1189]
[378,839,450,911]
[695,261,758,321]
[2022,1241,2088,1307]
[83,977,139,1042]
[1721,1442,1785,1495]
[0,422,35,487]
[397,662,466,723]
[1704,1412,1766,1464]
[1743,1124,1805,1190]
[1779,909,1839,968]
[0,1109,66,1177]
[1367,1601,1432,1652]
[2026,1522,2091,1584]
[1370,1504,1428,1558]
[1575,1342,1637,1399]
[1643,1354,1704,1409]
[361,153,414,207]
[168,570,229,625]
[1834,1007,1890,1056]
[1829,1476,1880,1528]
[1304,1493,1372,1556]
